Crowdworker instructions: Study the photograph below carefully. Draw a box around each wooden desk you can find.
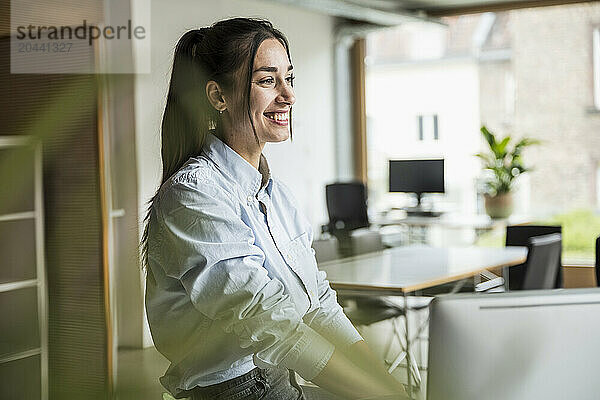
[319,245,527,397]
[319,245,528,294]
[562,264,598,288]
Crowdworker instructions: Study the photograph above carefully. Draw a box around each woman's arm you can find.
[158,181,336,379]
[342,340,407,395]
[303,259,405,397]
[311,343,408,400]
[298,229,406,397]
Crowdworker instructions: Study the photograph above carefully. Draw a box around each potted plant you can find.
[475,125,540,219]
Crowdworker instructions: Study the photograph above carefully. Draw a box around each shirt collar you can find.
[258,153,272,193]
[202,133,272,198]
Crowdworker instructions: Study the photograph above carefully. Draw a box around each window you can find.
[593,27,600,110]
[366,4,600,263]
[417,114,439,141]
[596,163,600,210]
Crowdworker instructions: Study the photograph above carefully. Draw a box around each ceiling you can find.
[269,0,597,25]
[390,0,596,16]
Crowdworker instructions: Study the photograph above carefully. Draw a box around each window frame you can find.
[593,25,600,110]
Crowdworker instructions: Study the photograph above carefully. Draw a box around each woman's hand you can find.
[310,342,409,400]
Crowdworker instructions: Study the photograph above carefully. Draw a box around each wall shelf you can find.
[0,136,48,400]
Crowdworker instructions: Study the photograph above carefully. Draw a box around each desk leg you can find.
[503,266,510,291]
[403,291,413,399]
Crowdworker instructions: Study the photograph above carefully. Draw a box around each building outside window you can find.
[417,114,439,141]
[365,3,600,263]
[593,27,600,111]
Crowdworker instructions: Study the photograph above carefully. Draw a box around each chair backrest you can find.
[350,228,385,255]
[505,225,562,289]
[522,233,562,290]
[325,182,369,233]
[311,237,339,264]
[596,236,600,287]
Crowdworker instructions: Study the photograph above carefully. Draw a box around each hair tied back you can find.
[176,28,208,59]
[191,28,210,58]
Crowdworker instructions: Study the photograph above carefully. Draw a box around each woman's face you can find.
[228,38,296,145]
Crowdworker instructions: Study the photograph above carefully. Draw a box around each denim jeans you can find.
[185,367,304,400]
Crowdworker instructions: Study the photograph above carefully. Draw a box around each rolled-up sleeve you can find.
[307,269,364,348]
[157,180,334,380]
[301,226,363,349]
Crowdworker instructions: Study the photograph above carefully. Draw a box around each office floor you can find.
[116,346,170,400]
[115,312,429,400]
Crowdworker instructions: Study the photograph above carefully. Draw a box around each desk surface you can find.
[319,245,528,294]
[371,213,531,229]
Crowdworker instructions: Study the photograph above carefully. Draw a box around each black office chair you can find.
[595,235,600,287]
[325,182,370,256]
[505,225,562,290]
[325,182,370,232]
[522,233,562,290]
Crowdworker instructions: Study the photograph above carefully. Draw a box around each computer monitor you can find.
[388,159,444,207]
[427,289,600,400]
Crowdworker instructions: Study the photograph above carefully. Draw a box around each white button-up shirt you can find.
[145,133,362,396]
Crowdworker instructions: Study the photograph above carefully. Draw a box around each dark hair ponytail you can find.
[140,18,293,270]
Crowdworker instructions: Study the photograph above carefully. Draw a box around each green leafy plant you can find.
[475,125,540,196]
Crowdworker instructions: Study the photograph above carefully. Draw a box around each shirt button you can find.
[246,195,253,205]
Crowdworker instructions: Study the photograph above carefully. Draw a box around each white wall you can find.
[132,0,337,346]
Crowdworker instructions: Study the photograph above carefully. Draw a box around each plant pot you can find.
[484,193,514,219]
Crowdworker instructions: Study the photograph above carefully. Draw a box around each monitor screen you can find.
[388,159,444,194]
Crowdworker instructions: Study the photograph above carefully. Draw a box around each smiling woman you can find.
[205,37,296,167]
[140,17,407,400]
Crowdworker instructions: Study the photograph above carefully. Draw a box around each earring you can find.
[219,109,225,114]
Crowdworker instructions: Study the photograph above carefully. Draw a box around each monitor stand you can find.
[404,193,442,217]
[405,208,442,217]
